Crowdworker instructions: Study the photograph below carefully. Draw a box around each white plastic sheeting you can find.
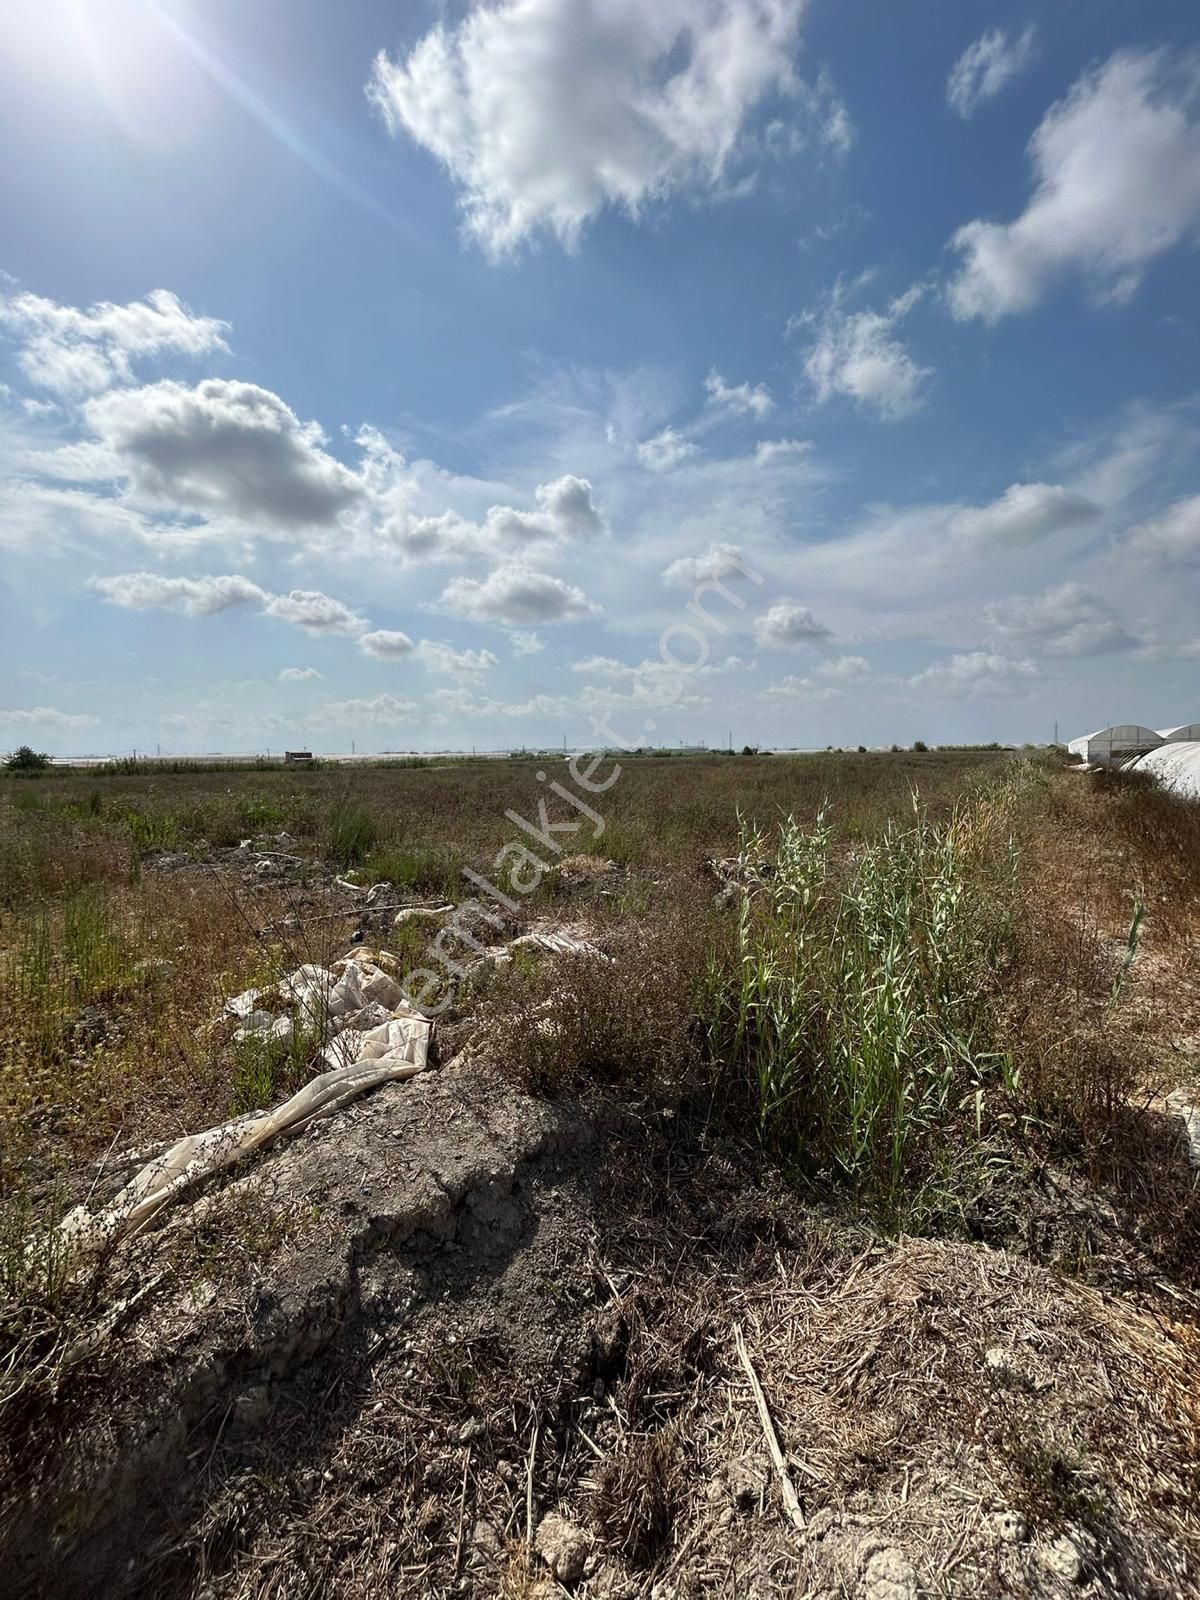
[60,950,432,1255]
[1067,725,1162,765]
[1157,724,1200,743]
[1122,740,1200,801]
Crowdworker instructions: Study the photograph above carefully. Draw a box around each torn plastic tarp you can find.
[60,952,432,1256]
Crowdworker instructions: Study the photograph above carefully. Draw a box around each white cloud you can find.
[907,651,1038,698]
[753,599,832,649]
[415,640,499,679]
[764,674,838,700]
[438,563,597,624]
[88,571,267,616]
[816,654,869,684]
[985,582,1138,657]
[705,368,773,418]
[89,571,369,638]
[84,379,363,529]
[358,628,416,659]
[428,687,568,720]
[263,590,367,634]
[280,666,322,681]
[801,281,930,420]
[510,630,545,656]
[0,288,229,397]
[947,26,1037,120]
[637,427,699,473]
[948,51,1200,321]
[383,471,605,560]
[949,482,1100,545]
[754,437,811,466]
[661,541,758,587]
[1126,492,1200,564]
[368,0,806,256]
[307,694,419,728]
[1,706,100,732]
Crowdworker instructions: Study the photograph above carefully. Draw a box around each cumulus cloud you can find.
[358,628,416,659]
[705,368,773,418]
[385,473,605,561]
[637,427,699,473]
[438,563,597,624]
[510,630,545,656]
[907,651,1038,697]
[1,706,99,731]
[263,590,367,634]
[415,640,499,680]
[428,687,568,720]
[947,51,1200,321]
[764,674,838,700]
[90,570,368,638]
[0,288,229,397]
[816,654,869,684]
[753,599,832,649]
[88,571,267,616]
[84,379,363,529]
[280,666,322,681]
[368,0,806,256]
[949,482,1100,545]
[1126,492,1200,563]
[947,26,1037,120]
[801,281,930,419]
[307,694,418,728]
[985,582,1138,657]
[661,542,759,588]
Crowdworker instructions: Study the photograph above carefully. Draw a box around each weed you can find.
[710,780,1025,1224]
[326,800,378,868]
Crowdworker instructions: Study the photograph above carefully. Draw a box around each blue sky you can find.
[2,0,1198,754]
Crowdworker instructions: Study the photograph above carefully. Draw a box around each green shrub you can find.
[4,746,50,772]
[325,800,377,868]
[710,779,1025,1225]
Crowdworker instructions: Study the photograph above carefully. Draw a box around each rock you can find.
[458,1418,485,1443]
[1037,1531,1084,1584]
[858,1541,918,1600]
[535,1512,589,1585]
[989,1510,1027,1544]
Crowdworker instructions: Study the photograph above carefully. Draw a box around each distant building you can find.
[284,750,314,765]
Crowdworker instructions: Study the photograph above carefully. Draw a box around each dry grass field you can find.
[2,747,1199,1599]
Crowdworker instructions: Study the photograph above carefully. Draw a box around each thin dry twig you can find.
[732,1321,806,1532]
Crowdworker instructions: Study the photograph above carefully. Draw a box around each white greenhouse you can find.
[1123,741,1200,800]
[1157,724,1200,743]
[1066,725,1162,764]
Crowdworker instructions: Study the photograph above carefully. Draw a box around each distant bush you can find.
[912,739,929,753]
[5,745,50,772]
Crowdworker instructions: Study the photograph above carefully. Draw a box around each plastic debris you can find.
[58,949,433,1256]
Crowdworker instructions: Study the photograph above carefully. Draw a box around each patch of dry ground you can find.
[5,1059,1200,1599]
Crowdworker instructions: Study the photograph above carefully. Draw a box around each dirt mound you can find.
[5,1078,1200,1600]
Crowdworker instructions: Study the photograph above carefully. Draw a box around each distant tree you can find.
[5,745,50,771]
[741,744,758,757]
[912,739,929,753]
[890,743,901,753]
[857,745,867,753]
